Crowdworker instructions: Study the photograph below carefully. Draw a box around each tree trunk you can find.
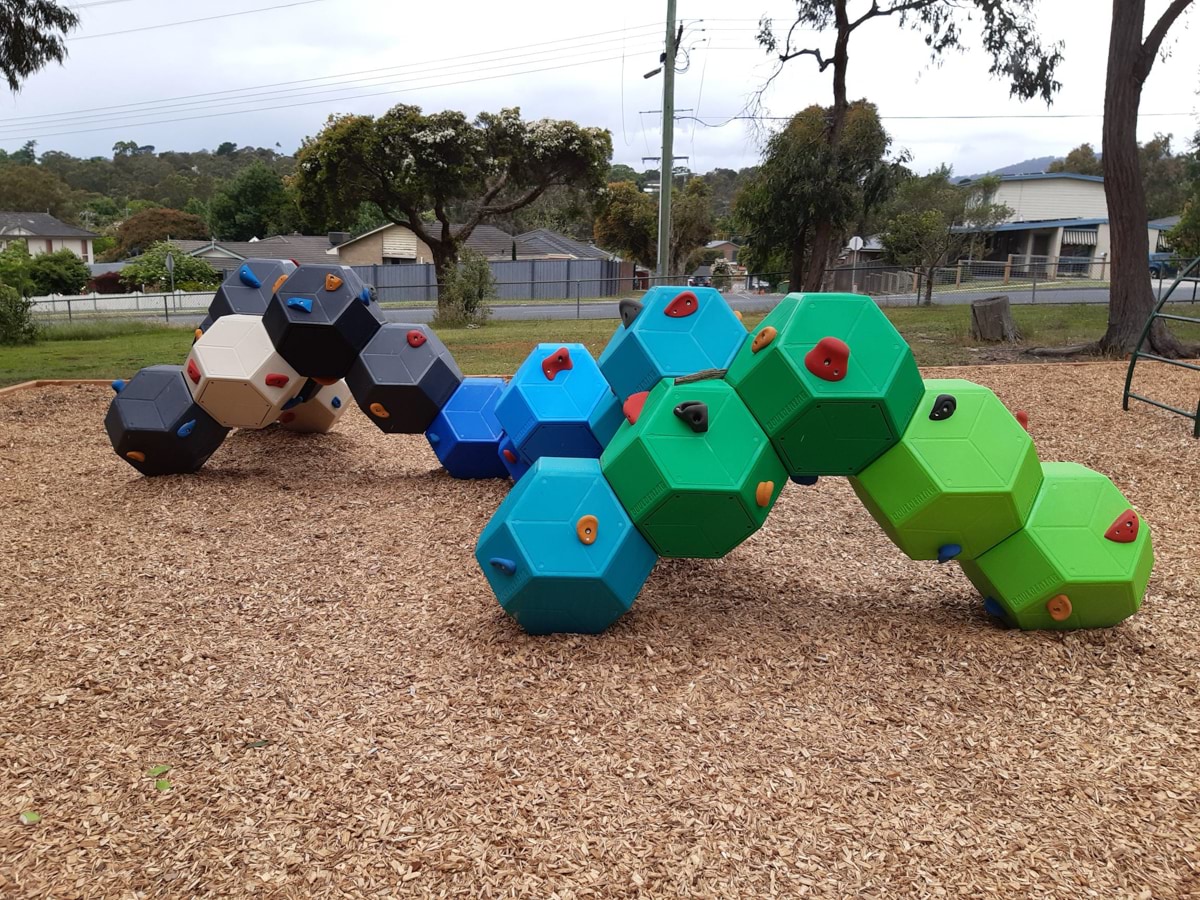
[970,296,1022,342]
[923,267,935,306]
[1100,0,1194,357]
[803,221,835,291]
[429,242,457,309]
[789,231,806,292]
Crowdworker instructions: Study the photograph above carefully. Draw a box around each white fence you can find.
[30,290,215,321]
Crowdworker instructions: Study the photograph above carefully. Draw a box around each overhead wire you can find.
[68,0,337,40]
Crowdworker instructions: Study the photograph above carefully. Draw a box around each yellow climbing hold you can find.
[755,481,774,508]
[576,515,599,545]
[1047,594,1072,622]
[369,402,390,419]
[752,326,777,354]
[126,451,146,463]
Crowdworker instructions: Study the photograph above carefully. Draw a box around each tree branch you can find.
[479,180,555,218]
[1139,0,1193,80]
[479,171,510,208]
[855,0,936,29]
[779,46,833,70]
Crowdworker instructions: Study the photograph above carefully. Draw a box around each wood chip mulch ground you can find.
[1,361,1198,898]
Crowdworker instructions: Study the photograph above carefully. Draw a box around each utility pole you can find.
[656,0,677,280]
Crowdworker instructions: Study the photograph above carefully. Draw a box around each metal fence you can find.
[352,258,634,303]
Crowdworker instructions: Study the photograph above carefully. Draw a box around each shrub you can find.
[0,283,39,345]
[0,240,34,297]
[30,250,90,296]
[711,257,734,291]
[120,241,221,290]
[432,249,494,328]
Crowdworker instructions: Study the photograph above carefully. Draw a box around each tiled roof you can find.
[172,234,338,266]
[517,228,616,260]
[0,212,97,238]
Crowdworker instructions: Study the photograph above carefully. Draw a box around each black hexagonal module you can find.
[346,323,464,434]
[262,265,385,380]
[105,365,230,476]
[207,259,298,323]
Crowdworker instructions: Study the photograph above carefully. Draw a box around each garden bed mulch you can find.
[1,361,1198,897]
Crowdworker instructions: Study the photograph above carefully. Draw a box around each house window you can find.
[383,256,415,265]
[45,240,53,253]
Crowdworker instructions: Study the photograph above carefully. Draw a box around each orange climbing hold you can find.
[193,328,203,341]
[751,326,777,354]
[325,273,344,291]
[623,391,649,425]
[312,377,338,386]
[755,481,775,507]
[272,274,288,295]
[369,402,390,419]
[125,451,146,463]
[804,336,850,382]
[664,290,699,318]
[542,346,573,380]
[186,359,201,385]
[1104,509,1139,543]
[576,515,599,545]
[1047,594,1073,622]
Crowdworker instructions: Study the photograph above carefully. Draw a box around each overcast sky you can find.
[1,0,1197,176]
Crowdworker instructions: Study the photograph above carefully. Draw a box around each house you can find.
[0,212,98,263]
[332,223,615,266]
[170,233,344,272]
[1148,215,1180,253]
[516,229,617,261]
[704,240,739,263]
[968,173,1112,265]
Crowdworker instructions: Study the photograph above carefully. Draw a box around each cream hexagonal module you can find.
[185,314,303,428]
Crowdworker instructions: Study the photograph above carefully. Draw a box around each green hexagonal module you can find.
[725,293,924,476]
[960,462,1153,630]
[849,379,1042,561]
[601,378,787,558]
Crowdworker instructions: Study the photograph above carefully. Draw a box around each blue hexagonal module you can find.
[262,265,385,380]
[599,285,748,402]
[207,258,298,324]
[494,343,623,466]
[497,434,532,482]
[104,365,230,476]
[475,457,658,634]
[425,378,509,479]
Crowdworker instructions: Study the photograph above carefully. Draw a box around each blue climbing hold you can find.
[427,432,440,444]
[331,396,342,409]
[983,597,1006,621]
[489,557,517,575]
[282,395,304,411]
[176,419,197,438]
[286,297,313,313]
[790,474,819,486]
[937,543,963,564]
[238,264,262,289]
[359,287,372,305]
[111,379,126,394]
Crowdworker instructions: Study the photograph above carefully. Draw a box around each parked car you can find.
[1149,252,1181,279]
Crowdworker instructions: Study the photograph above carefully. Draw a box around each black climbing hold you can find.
[791,474,819,486]
[929,394,957,421]
[619,298,644,329]
[673,400,709,434]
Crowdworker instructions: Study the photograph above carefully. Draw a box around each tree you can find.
[1097,0,1196,356]
[711,257,734,291]
[208,161,301,241]
[734,101,898,291]
[294,105,612,299]
[1049,143,1104,177]
[880,168,1012,305]
[1139,132,1188,220]
[0,239,34,296]
[120,241,221,291]
[0,282,38,345]
[593,181,657,268]
[668,178,715,275]
[113,207,209,259]
[0,1,78,91]
[0,164,73,219]
[28,248,88,295]
[758,0,1062,290]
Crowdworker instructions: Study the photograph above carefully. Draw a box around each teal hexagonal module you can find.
[849,379,1042,561]
[598,285,748,401]
[475,457,657,634]
[601,377,787,559]
[725,293,923,476]
[960,462,1154,630]
[494,343,623,466]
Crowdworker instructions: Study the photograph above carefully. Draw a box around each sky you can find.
[1,0,1198,176]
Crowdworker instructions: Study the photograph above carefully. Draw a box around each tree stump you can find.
[970,295,1023,342]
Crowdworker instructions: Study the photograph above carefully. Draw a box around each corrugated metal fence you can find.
[351,259,633,303]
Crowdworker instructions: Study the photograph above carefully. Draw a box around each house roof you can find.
[954,217,1108,234]
[331,222,520,258]
[516,228,616,260]
[0,212,97,238]
[997,172,1105,184]
[172,234,337,266]
[1150,215,1181,231]
[705,239,738,249]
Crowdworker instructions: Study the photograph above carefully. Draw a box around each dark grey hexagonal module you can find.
[262,265,385,380]
[347,323,464,433]
[105,365,230,476]
[208,259,298,323]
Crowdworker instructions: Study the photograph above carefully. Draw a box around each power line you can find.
[680,111,1197,127]
[68,0,336,41]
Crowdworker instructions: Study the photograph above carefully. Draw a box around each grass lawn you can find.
[4,303,1198,387]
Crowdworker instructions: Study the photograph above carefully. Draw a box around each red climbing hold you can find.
[623,391,650,425]
[1015,409,1030,431]
[407,329,427,349]
[664,290,699,318]
[186,359,201,385]
[280,412,296,424]
[264,373,290,388]
[502,448,518,463]
[1104,509,1139,543]
[542,346,573,380]
[804,336,850,382]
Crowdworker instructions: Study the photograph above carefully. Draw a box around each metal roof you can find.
[517,229,616,260]
[1149,215,1181,230]
[0,212,97,238]
[172,234,338,266]
[997,173,1105,184]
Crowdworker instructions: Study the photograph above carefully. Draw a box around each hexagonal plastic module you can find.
[475,457,658,634]
[598,285,747,401]
[105,365,230,476]
[185,314,305,429]
[601,377,787,558]
[207,258,298,324]
[960,462,1154,630]
[725,293,924,477]
[494,343,623,466]
[425,378,509,479]
[346,323,464,434]
[262,264,385,380]
[849,378,1043,562]
[278,379,349,434]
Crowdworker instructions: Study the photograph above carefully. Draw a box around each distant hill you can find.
[959,156,1063,182]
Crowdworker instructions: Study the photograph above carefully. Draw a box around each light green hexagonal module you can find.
[960,462,1153,629]
[725,293,924,476]
[849,378,1042,561]
[601,377,787,558]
